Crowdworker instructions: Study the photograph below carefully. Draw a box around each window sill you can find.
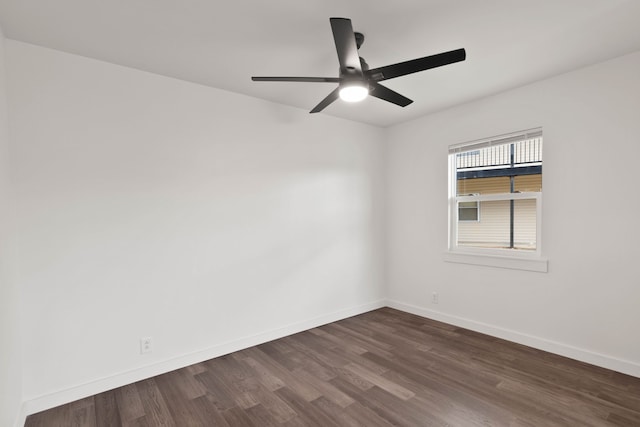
[443,251,548,273]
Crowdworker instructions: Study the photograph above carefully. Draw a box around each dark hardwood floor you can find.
[25,308,640,426]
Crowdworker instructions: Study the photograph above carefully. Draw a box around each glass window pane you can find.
[514,199,537,250]
[514,174,542,192]
[457,176,510,195]
[457,198,537,250]
[451,133,542,254]
[459,201,477,208]
[458,200,510,248]
[458,206,478,221]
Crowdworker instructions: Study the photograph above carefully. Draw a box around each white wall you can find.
[0,26,23,427]
[6,41,386,413]
[386,50,640,376]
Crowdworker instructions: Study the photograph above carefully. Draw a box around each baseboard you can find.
[20,299,386,422]
[14,405,27,427]
[386,299,640,378]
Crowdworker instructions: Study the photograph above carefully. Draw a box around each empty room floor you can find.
[25,308,640,426]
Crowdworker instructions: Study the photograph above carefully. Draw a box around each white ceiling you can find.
[1,0,640,127]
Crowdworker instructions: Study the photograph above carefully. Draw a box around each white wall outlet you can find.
[432,292,439,304]
[140,337,153,354]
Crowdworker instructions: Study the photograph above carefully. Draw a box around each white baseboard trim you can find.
[14,405,27,427]
[20,300,386,421]
[386,299,640,379]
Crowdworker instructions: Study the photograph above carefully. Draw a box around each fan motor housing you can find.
[354,32,365,49]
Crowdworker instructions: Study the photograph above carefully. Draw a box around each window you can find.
[458,199,479,221]
[446,128,546,271]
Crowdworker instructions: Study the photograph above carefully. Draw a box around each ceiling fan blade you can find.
[369,82,413,107]
[310,87,340,113]
[367,48,466,82]
[330,18,363,76]
[252,76,341,83]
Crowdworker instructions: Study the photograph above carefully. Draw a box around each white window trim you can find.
[446,128,547,273]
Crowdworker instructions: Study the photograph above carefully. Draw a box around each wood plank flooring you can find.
[25,308,640,426]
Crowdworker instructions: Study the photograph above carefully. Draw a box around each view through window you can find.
[449,129,542,253]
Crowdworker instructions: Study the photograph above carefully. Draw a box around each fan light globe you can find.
[339,84,368,102]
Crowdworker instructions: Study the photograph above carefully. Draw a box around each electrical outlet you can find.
[432,292,439,304]
[140,337,152,354]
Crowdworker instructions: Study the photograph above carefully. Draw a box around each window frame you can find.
[445,128,547,272]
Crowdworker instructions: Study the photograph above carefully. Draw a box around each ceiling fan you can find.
[252,17,466,113]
